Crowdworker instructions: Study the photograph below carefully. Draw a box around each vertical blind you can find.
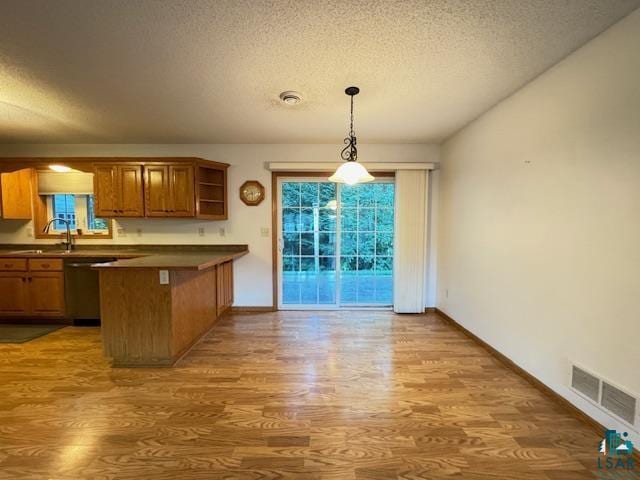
[393,170,428,313]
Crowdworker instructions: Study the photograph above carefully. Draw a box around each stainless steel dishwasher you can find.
[64,258,115,323]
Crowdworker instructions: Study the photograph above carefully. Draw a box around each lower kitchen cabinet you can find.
[0,272,30,315]
[0,258,65,318]
[216,260,233,315]
[99,257,241,367]
[29,272,65,316]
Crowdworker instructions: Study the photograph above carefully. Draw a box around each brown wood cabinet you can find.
[196,162,228,220]
[0,272,30,315]
[94,164,144,217]
[216,260,234,315]
[0,258,65,318]
[144,164,194,217]
[100,257,240,367]
[29,272,65,316]
[0,169,33,220]
[93,159,227,220]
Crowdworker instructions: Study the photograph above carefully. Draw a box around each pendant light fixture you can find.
[329,86,374,185]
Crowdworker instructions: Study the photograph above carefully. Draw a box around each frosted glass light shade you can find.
[328,161,375,185]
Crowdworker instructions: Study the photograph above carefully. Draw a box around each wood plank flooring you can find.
[0,311,627,479]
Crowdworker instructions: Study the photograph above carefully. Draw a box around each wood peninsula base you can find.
[99,259,236,367]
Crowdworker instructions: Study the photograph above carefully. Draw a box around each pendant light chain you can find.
[349,94,355,138]
[329,85,374,185]
[341,89,358,163]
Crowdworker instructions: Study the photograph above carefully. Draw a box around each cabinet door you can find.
[224,261,233,307]
[0,273,29,316]
[216,264,226,315]
[0,169,33,220]
[168,165,195,216]
[118,166,144,216]
[94,165,118,216]
[144,165,169,217]
[29,272,65,317]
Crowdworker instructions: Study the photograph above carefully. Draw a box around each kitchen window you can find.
[46,194,109,234]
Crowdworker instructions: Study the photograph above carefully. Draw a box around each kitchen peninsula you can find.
[0,245,248,367]
[94,245,248,367]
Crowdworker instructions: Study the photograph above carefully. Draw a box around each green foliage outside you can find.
[282,181,394,274]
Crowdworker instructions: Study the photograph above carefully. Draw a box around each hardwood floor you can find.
[0,311,625,479]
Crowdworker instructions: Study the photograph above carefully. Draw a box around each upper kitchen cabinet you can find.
[196,161,228,220]
[93,158,228,220]
[0,169,33,220]
[144,164,195,217]
[94,164,145,217]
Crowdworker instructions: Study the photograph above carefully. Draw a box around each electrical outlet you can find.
[198,227,205,237]
[260,227,270,237]
[159,270,169,285]
[219,227,226,237]
[117,227,127,237]
[26,227,34,238]
[136,228,142,237]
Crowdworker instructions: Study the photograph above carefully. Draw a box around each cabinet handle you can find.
[3,264,11,268]
[41,264,50,268]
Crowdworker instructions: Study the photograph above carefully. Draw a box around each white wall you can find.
[438,9,640,443]
[0,143,439,307]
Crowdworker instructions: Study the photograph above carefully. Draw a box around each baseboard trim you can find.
[229,306,276,313]
[424,307,436,313]
[434,308,640,461]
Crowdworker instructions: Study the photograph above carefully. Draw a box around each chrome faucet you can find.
[43,218,74,253]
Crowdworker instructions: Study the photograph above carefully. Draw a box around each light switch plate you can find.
[260,227,270,237]
[159,270,170,285]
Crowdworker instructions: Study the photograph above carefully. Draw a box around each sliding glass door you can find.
[277,178,394,309]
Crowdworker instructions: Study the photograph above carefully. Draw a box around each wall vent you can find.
[569,362,638,429]
[601,382,637,426]
[571,365,600,402]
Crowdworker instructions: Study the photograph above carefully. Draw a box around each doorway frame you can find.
[271,171,395,310]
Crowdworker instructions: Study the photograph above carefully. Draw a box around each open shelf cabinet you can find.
[196,161,228,220]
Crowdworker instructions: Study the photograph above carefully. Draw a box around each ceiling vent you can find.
[569,362,638,429]
[279,91,302,105]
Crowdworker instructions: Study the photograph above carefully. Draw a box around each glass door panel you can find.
[339,182,394,306]
[279,178,393,309]
[281,181,337,307]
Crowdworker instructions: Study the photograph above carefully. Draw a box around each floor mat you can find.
[0,325,64,343]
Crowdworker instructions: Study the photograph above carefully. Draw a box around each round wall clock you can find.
[239,180,265,206]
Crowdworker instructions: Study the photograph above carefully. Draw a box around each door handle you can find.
[278,237,283,253]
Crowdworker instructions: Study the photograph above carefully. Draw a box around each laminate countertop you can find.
[0,245,249,270]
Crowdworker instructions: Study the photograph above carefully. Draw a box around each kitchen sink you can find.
[9,249,72,255]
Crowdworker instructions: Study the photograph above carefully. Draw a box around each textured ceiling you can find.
[0,0,638,144]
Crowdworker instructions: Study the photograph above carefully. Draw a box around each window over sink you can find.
[47,194,109,234]
[35,168,113,238]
